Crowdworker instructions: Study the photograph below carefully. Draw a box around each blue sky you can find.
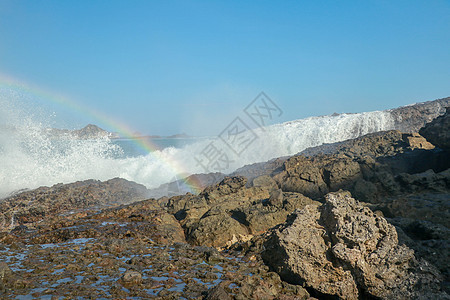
[0,0,449,136]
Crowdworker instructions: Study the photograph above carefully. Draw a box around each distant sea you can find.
[111,138,202,158]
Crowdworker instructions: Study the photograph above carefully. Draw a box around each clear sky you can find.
[0,0,449,136]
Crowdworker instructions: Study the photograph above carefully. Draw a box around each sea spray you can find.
[0,102,395,198]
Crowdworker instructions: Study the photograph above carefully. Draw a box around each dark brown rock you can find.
[168,176,319,248]
[205,283,233,300]
[0,178,150,231]
[274,154,362,198]
[233,192,320,236]
[262,192,447,299]
[420,106,450,150]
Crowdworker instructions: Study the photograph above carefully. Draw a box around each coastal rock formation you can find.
[167,176,320,248]
[270,130,449,202]
[0,190,310,298]
[143,97,449,199]
[262,192,447,299]
[1,97,449,298]
[420,106,450,150]
[389,96,450,133]
[0,178,150,231]
[45,124,118,139]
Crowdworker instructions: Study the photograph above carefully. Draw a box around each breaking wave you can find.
[0,99,395,198]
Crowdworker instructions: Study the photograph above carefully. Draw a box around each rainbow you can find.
[0,72,204,194]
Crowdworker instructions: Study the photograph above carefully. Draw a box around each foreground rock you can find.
[168,176,320,248]
[0,197,310,299]
[262,192,447,299]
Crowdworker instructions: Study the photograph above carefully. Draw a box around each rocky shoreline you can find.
[1,107,449,299]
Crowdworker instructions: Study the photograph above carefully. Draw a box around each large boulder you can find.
[420,107,450,150]
[262,192,447,299]
[167,176,319,248]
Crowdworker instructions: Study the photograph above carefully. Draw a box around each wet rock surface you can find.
[0,178,150,231]
[0,195,310,299]
[0,236,311,298]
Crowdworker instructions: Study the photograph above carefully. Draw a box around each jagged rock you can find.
[299,130,434,159]
[231,157,288,183]
[188,206,250,247]
[352,178,378,202]
[168,176,320,248]
[274,154,361,198]
[232,192,320,236]
[234,271,311,300]
[272,130,449,202]
[420,106,450,150]
[202,176,248,202]
[262,201,358,299]
[167,177,269,247]
[376,186,450,228]
[262,192,447,299]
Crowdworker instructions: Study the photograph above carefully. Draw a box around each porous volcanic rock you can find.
[262,191,447,299]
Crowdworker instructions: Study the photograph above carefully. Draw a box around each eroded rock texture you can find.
[168,176,320,248]
[262,192,447,299]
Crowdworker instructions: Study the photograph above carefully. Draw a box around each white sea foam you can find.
[0,100,395,198]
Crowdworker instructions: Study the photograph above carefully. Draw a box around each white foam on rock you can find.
[0,96,395,198]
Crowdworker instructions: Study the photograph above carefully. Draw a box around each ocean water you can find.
[0,107,395,198]
[112,138,202,158]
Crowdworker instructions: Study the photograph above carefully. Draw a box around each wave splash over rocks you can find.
[0,99,398,198]
[8,95,450,198]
